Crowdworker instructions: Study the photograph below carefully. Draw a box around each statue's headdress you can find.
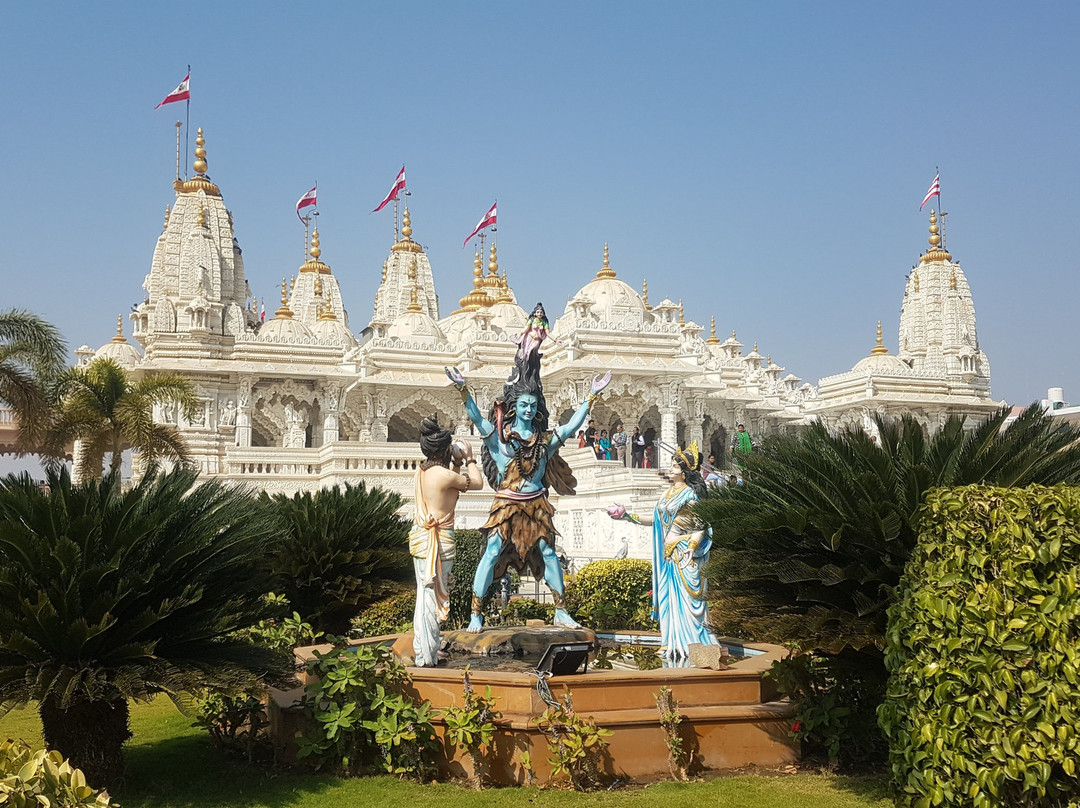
[674,440,702,472]
[419,413,452,461]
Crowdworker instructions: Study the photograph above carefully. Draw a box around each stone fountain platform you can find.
[267,632,798,784]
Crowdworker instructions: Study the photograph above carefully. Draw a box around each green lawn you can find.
[0,699,892,808]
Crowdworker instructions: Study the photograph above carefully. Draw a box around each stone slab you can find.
[443,625,597,659]
[688,642,730,670]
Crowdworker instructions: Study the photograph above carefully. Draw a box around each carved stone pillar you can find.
[235,377,253,448]
[371,419,388,442]
[659,406,678,469]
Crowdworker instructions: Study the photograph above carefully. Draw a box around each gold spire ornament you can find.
[596,243,617,280]
[196,205,206,228]
[299,227,331,274]
[706,316,720,345]
[950,270,958,291]
[919,209,953,264]
[678,300,685,324]
[871,321,888,355]
[163,205,171,229]
[458,250,494,311]
[406,259,423,313]
[275,278,294,318]
[111,315,127,342]
[392,207,423,253]
[642,279,650,308]
[175,127,221,196]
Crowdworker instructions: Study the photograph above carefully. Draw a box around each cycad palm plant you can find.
[50,357,198,481]
[0,467,294,786]
[0,309,66,452]
[698,403,1080,652]
[264,483,412,636]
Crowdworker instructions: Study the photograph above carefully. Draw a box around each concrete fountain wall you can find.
[268,637,798,784]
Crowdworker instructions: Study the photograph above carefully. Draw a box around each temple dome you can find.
[563,245,649,327]
[94,317,141,369]
[853,322,909,374]
[853,352,910,374]
[385,309,445,342]
[310,316,357,347]
[259,316,313,341]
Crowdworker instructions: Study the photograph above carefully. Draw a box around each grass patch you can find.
[0,699,890,807]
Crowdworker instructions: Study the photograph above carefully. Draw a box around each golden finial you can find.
[871,320,888,355]
[678,300,685,324]
[920,209,952,264]
[496,267,514,304]
[391,206,422,252]
[310,228,321,260]
[706,316,720,345]
[196,205,206,228]
[753,342,759,353]
[913,272,920,292]
[767,354,772,365]
[488,243,499,276]
[111,315,126,343]
[193,127,208,175]
[314,274,323,298]
[950,270,957,291]
[642,279,650,308]
[381,259,388,284]
[406,259,423,313]
[274,278,294,318]
[458,251,494,311]
[299,227,331,273]
[163,205,171,229]
[596,242,617,279]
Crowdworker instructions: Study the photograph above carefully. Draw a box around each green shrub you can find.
[564,558,655,630]
[881,485,1080,807]
[264,483,412,636]
[351,591,415,638]
[298,644,437,779]
[447,529,497,629]
[768,648,888,770]
[499,598,556,625]
[0,739,115,806]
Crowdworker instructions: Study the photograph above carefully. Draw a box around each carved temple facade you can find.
[72,127,1002,565]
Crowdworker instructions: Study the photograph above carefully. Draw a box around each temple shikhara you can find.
[74,128,999,564]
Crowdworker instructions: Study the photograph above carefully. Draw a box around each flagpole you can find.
[174,121,182,181]
[936,167,947,251]
[302,215,311,261]
[393,197,399,242]
[184,65,191,178]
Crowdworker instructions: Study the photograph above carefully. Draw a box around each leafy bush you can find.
[535,689,613,790]
[499,598,555,625]
[564,558,654,630]
[298,643,437,779]
[698,405,1080,653]
[881,485,1080,807]
[351,591,415,638]
[264,483,412,636]
[0,739,115,807]
[0,467,293,787]
[447,529,497,629]
[768,649,888,770]
[443,667,502,787]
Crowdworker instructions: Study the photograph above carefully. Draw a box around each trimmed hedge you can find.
[881,485,1080,807]
[565,558,655,631]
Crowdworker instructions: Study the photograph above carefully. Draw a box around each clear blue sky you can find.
[2,2,1078,406]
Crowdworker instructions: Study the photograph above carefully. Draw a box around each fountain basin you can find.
[268,631,797,784]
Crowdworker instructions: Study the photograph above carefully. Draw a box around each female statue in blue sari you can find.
[607,441,718,659]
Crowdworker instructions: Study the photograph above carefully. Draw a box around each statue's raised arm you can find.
[551,371,611,452]
[444,366,496,446]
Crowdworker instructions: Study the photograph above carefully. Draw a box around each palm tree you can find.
[0,466,294,787]
[264,483,412,636]
[697,404,1080,653]
[0,309,66,452]
[50,357,198,481]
